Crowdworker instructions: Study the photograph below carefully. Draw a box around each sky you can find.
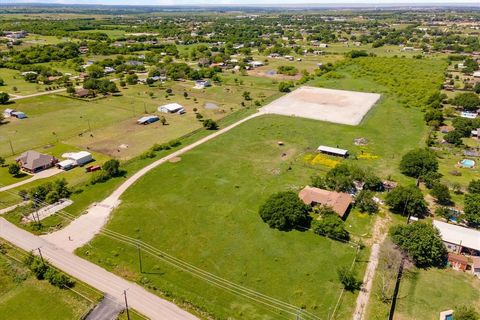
[3,0,480,5]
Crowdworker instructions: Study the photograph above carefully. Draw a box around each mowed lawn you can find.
[77,57,443,319]
[0,254,93,320]
[394,268,480,320]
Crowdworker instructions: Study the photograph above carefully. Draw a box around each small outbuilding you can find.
[317,145,349,158]
[3,108,15,117]
[56,159,76,171]
[62,151,93,166]
[11,111,27,119]
[137,115,159,125]
[194,80,211,89]
[16,150,56,173]
[158,103,185,114]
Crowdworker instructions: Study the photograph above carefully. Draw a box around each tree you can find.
[259,191,311,231]
[444,130,464,146]
[87,64,104,79]
[203,119,218,130]
[103,159,120,177]
[126,74,138,85]
[160,116,167,126]
[455,306,479,320]
[355,190,379,214]
[312,213,349,241]
[337,266,361,292]
[467,179,480,194]
[0,157,5,166]
[450,92,480,112]
[399,148,438,179]
[389,222,447,268]
[8,163,20,176]
[183,91,188,98]
[0,77,4,86]
[464,194,480,228]
[0,92,10,104]
[66,85,75,95]
[430,183,452,205]
[385,185,428,217]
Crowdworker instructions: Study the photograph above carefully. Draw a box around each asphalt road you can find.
[0,218,198,320]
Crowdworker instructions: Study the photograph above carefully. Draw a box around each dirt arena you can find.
[261,86,381,125]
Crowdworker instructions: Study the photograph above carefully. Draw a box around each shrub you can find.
[312,214,349,241]
[399,148,438,179]
[337,267,361,292]
[8,163,21,175]
[355,190,379,214]
[203,119,218,130]
[385,185,428,217]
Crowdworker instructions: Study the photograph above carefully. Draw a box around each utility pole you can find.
[37,248,45,265]
[8,139,14,155]
[137,244,143,273]
[87,119,91,132]
[123,290,130,320]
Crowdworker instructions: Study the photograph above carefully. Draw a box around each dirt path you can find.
[42,112,263,252]
[10,88,67,100]
[0,218,198,320]
[353,213,391,320]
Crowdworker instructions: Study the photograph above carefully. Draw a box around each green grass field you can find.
[75,57,445,319]
[0,246,96,320]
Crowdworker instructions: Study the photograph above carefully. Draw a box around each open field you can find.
[0,68,49,95]
[366,265,480,320]
[0,243,97,320]
[0,79,279,159]
[261,86,380,125]
[76,57,445,319]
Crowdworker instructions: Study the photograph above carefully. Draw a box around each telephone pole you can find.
[9,139,14,155]
[137,244,143,273]
[123,290,130,320]
[37,248,45,265]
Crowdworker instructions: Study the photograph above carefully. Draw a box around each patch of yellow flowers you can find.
[304,154,340,168]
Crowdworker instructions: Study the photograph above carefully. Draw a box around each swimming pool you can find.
[460,159,476,168]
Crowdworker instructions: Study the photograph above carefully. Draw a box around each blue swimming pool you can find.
[445,315,453,320]
[461,159,475,168]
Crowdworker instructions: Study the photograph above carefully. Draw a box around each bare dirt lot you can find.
[261,86,381,125]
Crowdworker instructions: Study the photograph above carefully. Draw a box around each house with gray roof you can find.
[16,150,57,173]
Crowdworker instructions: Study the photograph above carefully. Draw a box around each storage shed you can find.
[317,145,349,158]
[158,103,185,114]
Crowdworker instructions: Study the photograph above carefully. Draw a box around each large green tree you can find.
[399,148,438,179]
[389,222,447,268]
[259,191,311,231]
[385,185,428,217]
[450,92,480,112]
[464,194,480,228]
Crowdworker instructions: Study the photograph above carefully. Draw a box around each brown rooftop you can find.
[448,252,471,265]
[298,186,353,218]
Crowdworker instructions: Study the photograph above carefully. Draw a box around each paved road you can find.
[43,112,262,252]
[0,218,198,320]
[85,294,124,320]
[0,168,63,192]
[10,88,67,100]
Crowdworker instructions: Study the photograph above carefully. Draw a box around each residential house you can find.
[298,186,353,219]
[16,150,57,173]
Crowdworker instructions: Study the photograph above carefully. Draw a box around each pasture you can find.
[77,56,445,319]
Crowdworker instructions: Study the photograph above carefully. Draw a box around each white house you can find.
[158,103,185,114]
[473,71,480,78]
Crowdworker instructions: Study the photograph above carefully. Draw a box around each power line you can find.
[0,187,322,320]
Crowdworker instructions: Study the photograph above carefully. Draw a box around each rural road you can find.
[0,168,63,192]
[42,111,263,251]
[0,218,198,320]
[10,88,67,100]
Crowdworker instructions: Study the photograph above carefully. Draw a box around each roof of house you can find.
[158,103,184,112]
[298,186,353,218]
[433,220,480,251]
[317,145,349,156]
[76,88,90,97]
[448,252,471,265]
[16,150,55,171]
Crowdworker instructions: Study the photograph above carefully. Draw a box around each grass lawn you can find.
[73,56,445,319]
[0,245,96,320]
[0,68,49,95]
[396,268,480,320]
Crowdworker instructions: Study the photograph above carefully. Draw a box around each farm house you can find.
[298,186,353,219]
[16,150,56,173]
